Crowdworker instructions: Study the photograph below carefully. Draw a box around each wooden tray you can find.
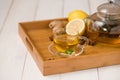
[19,18,120,76]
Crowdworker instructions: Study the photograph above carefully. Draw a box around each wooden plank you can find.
[64,0,90,17]
[0,0,13,31]
[35,0,64,20]
[0,0,38,80]
[22,52,61,80]
[61,69,98,80]
[22,0,63,80]
[61,0,98,80]
[98,65,120,80]
[89,0,120,80]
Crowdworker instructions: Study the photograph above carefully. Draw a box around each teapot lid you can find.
[97,0,120,16]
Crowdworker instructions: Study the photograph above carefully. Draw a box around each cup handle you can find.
[48,42,58,56]
[75,44,84,56]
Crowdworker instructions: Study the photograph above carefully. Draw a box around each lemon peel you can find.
[68,10,88,21]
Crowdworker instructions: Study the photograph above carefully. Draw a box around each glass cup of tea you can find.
[48,28,85,57]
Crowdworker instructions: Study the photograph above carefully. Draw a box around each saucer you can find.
[48,42,84,57]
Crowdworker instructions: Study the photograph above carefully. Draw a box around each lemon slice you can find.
[66,19,85,36]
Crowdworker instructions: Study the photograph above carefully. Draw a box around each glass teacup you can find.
[48,28,84,57]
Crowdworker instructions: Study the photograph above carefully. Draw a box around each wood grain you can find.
[0,0,13,31]
[63,0,98,80]
[19,18,120,76]
[1,0,120,80]
[89,1,120,80]
[22,0,64,80]
[0,0,39,80]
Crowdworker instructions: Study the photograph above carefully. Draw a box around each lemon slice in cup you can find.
[66,19,85,36]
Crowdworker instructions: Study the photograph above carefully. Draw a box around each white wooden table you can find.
[0,0,120,80]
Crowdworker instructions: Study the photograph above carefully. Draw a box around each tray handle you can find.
[25,37,33,52]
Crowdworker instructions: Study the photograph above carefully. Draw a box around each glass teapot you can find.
[85,0,120,45]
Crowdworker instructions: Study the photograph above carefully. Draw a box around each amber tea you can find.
[53,34,79,55]
[97,23,120,45]
[86,18,120,45]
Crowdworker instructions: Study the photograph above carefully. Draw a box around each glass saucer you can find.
[48,42,84,57]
